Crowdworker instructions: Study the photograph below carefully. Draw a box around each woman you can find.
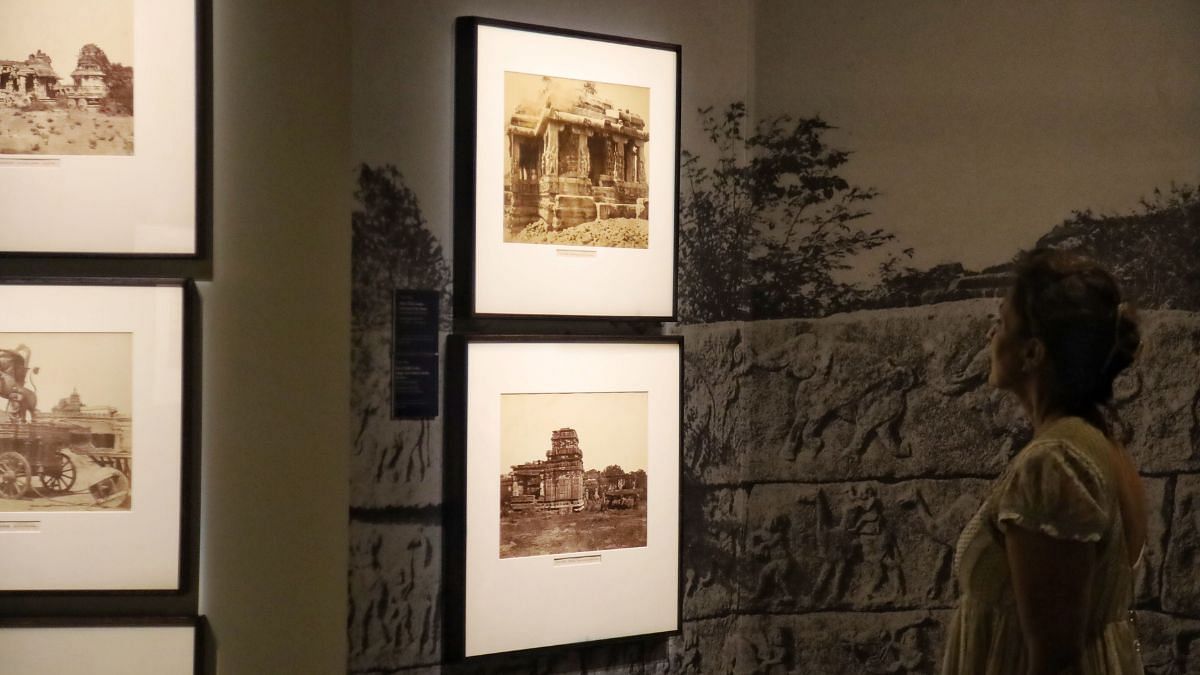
[941,248,1147,675]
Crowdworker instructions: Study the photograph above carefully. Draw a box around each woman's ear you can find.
[1022,337,1046,373]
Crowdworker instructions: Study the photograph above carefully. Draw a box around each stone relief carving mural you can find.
[671,307,1200,673]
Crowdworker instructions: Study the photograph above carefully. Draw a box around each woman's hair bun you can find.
[1105,302,1141,380]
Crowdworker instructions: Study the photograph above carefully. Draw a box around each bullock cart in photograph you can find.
[0,421,83,499]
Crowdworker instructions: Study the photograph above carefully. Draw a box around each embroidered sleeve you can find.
[995,440,1109,543]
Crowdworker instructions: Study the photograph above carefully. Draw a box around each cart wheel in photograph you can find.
[37,451,78,493]
[0,451,32,499]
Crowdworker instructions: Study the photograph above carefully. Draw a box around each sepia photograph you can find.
[461,19,679,318]
[0,332,133,512]
[0,0,135,156]
[499,390,648,559]
[503,71,650,249]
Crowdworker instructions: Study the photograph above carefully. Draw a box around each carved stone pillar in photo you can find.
[577,129,590,177]
[634,140,645,184]
[613,138,626,184]
[505,134,514,185]
[541,121,559,177]
[538,122,561,226]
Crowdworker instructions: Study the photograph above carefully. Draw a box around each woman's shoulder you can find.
[996,420,1116,542]
[1019,416,1108,464]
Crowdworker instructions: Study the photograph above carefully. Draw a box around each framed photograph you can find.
[454,17,681,319]
[443,335,682,658]
[0,616,200,674]
[0,0,208,256]
[0,281,191,595]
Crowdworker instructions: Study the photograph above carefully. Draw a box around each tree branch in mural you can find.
[351,164,452,332]
[678,102,904,322]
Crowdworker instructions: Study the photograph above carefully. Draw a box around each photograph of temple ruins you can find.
[0,333,133,512]
[503,72,650,248]
[0,0,134,155]
[499,391,649,559]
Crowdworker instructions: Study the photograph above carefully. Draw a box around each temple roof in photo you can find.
[509,89,648,141]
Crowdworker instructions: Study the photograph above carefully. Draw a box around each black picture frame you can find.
[443,334,683,660]
[0,0,212,265]
[0,279,199,618]
[454,17,682,321]
[0,615,204,673]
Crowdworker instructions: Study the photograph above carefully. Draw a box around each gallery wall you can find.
[349,1,752,672]
[350,1,1199,673]
[201,1,350,673]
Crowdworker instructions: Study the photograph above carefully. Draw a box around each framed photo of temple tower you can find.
[443,335,682,658]
[0,0,207,256]
[455,17,681,319]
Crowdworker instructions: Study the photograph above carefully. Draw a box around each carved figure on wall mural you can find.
[349,529,438,665]
[924,335,1025,461]
[753,332,832,461]
[756,625,797,674]
[750,513,796,606]
[398,535,436,658]
[923,333,984,397]
[675,627,704,673]
[845,485,906,600]
[683,567,714,606]
[725,630,758,674]
[760,334,916,461]
[897,485,981,600]
[1190,387,1200,458]
[686,329,754,472]
[799,489,857,603]
[846,359,916,458]
[846,618,935,674]
[1109,370,1143,446]
[684,491,737,604]
[725,625,797,675]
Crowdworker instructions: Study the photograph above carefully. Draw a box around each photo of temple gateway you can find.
[503,72,651,248]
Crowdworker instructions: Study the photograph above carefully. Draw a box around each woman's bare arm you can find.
[1005,526,1097,674]
[1111,443,1148,566]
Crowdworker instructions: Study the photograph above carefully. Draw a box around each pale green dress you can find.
[941,417,1143,675]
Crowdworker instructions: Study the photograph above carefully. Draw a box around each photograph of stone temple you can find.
[1,43,135,156]
[1,0,135,156]
[503,72,650,248]
[0,51,60,106]
[499,426,649,559]
[497,391,650,559]
[502,428,586,513]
